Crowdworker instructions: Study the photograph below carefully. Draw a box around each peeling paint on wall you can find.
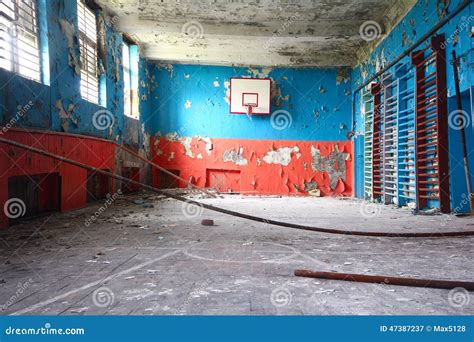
[223,147,248,166]
[223,80,231,104]
[263,146,299,166]
[311,145,349,190]
[59,19,81,75]
[55,100,78,132]
[151,136,354,196]
[180,137,194,158]
[156,63,174,76]
[198,136,213,155]
[246,67,272,78]
[336,67,351,84]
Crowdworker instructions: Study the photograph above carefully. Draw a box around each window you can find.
[0,0,41,82]
[77,0,98,104]
[122,40,139,119]
[122,42,131,116]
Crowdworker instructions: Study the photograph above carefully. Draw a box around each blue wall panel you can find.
[351,0,474,209]
[146,64,352,141]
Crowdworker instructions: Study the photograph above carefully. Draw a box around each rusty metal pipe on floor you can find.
[294,269,474,291]
[1,136,474,238]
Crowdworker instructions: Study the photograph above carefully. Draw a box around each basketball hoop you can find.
[244,103,257,115]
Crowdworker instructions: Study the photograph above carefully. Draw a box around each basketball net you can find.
[244,103,257,115]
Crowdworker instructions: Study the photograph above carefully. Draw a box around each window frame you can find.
[77,0,99,104]
[0,0,41,82]
[122,38,139,120]
[122,41,131,117]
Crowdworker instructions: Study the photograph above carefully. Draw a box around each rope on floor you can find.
[1,136,473,238]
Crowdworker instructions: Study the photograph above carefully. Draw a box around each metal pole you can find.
[294,269,474,291]
[451,50,474,213]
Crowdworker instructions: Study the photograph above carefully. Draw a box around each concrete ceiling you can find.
[97,0,416,67]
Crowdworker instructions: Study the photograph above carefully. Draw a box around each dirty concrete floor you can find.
[0,192,473,315]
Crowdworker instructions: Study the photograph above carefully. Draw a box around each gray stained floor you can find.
[0,193,473,315]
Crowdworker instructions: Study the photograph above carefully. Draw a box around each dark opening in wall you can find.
[122,167,140,193]
[87,170,112,202]
[7,173,60,223]
[206,169,241,193]
[158,169,180,189]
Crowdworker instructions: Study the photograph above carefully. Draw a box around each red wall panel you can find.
[0,129,116,229]
[151,136,353,197]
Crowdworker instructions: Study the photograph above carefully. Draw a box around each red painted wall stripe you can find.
[151,136,353,196]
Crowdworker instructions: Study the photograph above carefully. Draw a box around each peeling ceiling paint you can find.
[97,0,416,67]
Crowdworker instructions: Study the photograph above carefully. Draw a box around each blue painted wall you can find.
[351,0,474,212]
[0,0,151,148]
[144,64,352,141]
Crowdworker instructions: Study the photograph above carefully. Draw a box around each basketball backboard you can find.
[230,78,271,114]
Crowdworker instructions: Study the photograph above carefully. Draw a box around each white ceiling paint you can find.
[97,0,416,67]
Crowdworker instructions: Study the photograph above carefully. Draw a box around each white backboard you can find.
[230,78,271,114]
